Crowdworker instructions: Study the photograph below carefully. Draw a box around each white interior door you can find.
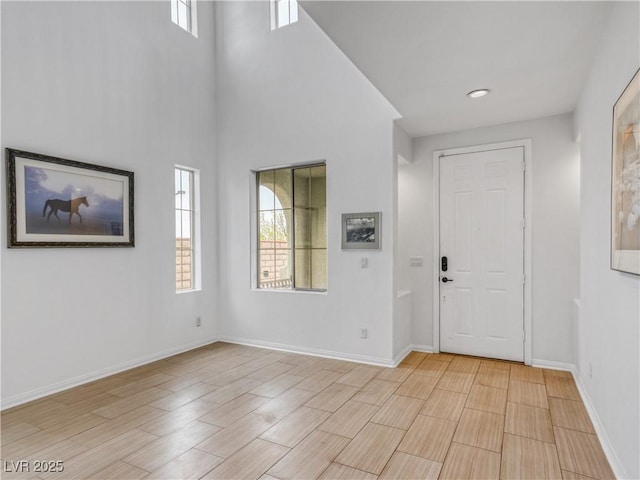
[439,147,525,362]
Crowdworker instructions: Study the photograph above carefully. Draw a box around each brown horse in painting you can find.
[43,197,89,224]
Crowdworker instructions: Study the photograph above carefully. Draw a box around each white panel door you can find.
[439,147,524,361]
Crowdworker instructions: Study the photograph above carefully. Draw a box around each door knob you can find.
[442,277,454,283]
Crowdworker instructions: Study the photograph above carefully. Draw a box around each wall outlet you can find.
[360,328,368,339]
[196,316,201,327]
[410,256,423,267]
[360,257,368,268]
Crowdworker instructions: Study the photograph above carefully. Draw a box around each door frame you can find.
[432,139,532,365]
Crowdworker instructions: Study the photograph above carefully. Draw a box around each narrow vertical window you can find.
[270,0,298,30]
[257,164,326,291]
[175,166,200,292]
[171,0,198,37]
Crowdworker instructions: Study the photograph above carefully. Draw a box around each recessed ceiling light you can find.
[467,89,491,98]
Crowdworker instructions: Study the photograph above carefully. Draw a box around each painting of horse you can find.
[42,197,89,224]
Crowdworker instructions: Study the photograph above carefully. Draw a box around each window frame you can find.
[270,0,299,30]
[175,165,201,293]
[254,162,327,293]
[171,0,198,37]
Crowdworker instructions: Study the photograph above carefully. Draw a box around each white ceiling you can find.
[300,1,613,137]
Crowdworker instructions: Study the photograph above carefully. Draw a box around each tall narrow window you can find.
[270,0,298,30]
[257,164,326,291]
[171,0,198,37]
[175,166,199,292]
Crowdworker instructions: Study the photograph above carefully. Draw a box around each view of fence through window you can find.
[258,164,327,290]
[176,167,195,291]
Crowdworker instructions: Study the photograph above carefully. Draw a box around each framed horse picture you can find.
[5,149,134,248]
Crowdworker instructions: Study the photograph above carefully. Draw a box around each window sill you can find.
[177,288,202,295]
[253,288,327,295]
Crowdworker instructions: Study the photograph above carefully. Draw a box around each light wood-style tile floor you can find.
[1,343,616,479]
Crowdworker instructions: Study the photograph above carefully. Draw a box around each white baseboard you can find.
[219,335,396,367]
[410,344,434,353]
[531,358,626,479]
[393,345,413,366]
[570,366,627,480]
[531,358,575,371]
[1,335,219,411]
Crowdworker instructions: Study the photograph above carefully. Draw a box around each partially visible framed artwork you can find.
[342,212,380,250]
[6,149,135,248]
[611,68,640,275]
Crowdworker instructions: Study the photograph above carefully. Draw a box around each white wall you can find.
[392,124,413,358]
[401,113,580,363]
[574,2,639,477]
[215,2,399,364]
[1,1,218,407]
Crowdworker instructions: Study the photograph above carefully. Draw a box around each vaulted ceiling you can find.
[300,1,613,137]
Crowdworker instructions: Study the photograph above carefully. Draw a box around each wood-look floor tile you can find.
[479,359,512,371]
[562,470,599,480]
[1,422,41,446]
[448,357,481,374]
[546,376,581,401]
[146,447,224,480]
[315,358,358,374]
[466,384,507,414]
[413,359,449,378]
[474,366,510,389]
[352,379,399,406]
[453,409,504,452]
[398,415,457,462]
[255,388,317,420]
[318,400,379,438]
[305,383,359,412]
[1,430,68,460]
[376,365,413,383]
[395,374,438,399]
[39,429,157,480]
[201,438,290,480]
[399,351,427,367]
[70,405,165,448]
[378,451,442,480]
[370,395,424,430]
[259,406,330,448]
[436,371,475,394]
[548,398,595,434]
[318,463,378,480]
[510,364,545,384]
[296,370,343,393]
[89,461,149,480]
[199,393,270,428]
[204,365,257,387]
[428,353,454,363]
[21,438,89,469]
[91,387,171,419]
[138,398,215,436]
[420,389,467,422]
[124,420,220,471]
[336,365,382,388]
[195,412,280,458]
[246,361,297,382]
[267,430,350,479]
[505,402,554,443]
[335,423,405,475]
[554,427,616,479]
[147,382,218,411]
[249,374,305,398]
[544,368,574,380]
[501,433,562,479]
[107,373,175,397]
[439,442,500,480]
[201,377,264,405]
[508,380,549,409]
